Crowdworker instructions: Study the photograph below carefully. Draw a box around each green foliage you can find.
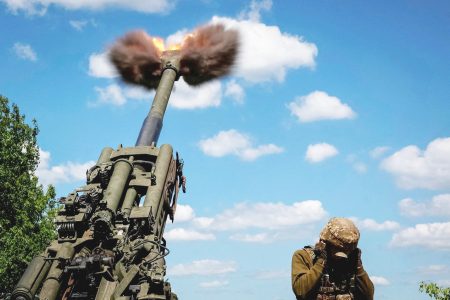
[0,95,57,293]
[420,281,450,300]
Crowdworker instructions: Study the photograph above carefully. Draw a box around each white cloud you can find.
[174,204,195,222]
[370,146,390,159]
[88,52,118,78]
[211,16,317,83]
[36,149,95,186]
[370,276,390,286]
[238,0,272,22]
[399,194,450,217]
[229,231,298,243]
[225,80,245,104]
[198,129,239,157]
[239,144,284,161]
[199,280,229,288]
[418,265,449,275]
[194,200,326,231]
[87,76,221,110]
[92,84,127,106]
[390,222,450,250]
[13,42,37,61]
[437,279,450,287]
[169,259,237,276]
[230,233,270,243]
[305,143,338,163]
[89,84,153,107]
[198,129,283,161]
[288,91,356,123]
[381,137,450,190]
[353,162,368,174]
[192,217,214,228]
[2,0,174,15]
[69,19,92,31]
[165,200,324,244]
[170,79,222,109]
[352,218,400,231]
[2,0,46,15]
[122,85,153,100]
[165,29,189,47]
[346,155,367,174]
[165,228,215,241]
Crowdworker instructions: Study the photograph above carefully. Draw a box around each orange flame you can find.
[167,43,182,51]
[166,33,195,51]
[151,32,197,53]
[152,37,165,53]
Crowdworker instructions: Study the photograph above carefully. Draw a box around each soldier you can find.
[291,218,374,300]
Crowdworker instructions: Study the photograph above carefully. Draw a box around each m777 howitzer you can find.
[12,51,185,300]
[11,24,239,300]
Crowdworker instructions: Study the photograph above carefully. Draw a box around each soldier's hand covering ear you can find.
[349,248,363,270]
[314,241,327,262]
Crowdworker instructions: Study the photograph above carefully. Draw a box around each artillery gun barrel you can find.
[136,51,180,146]
[10,254,52,300]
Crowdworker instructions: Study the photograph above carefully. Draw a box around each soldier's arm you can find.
[354,266,374,300]
[291,249,324,299]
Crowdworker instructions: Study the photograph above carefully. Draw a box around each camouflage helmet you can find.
[320,218,360,256]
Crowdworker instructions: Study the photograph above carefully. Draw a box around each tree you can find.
[420,281,450,300]
[0,95,57,293]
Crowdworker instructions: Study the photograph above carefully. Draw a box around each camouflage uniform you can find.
[291,218,374,300]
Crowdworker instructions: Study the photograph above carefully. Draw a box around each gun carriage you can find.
[12,51,185,300]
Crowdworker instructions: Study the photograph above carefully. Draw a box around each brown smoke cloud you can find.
[109,31,162,89]
[109,23,239,89]
[179,24,239,86]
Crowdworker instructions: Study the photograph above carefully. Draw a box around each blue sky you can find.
[1,0,450,299]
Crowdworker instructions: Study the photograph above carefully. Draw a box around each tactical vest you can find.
[305,246,356,300]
